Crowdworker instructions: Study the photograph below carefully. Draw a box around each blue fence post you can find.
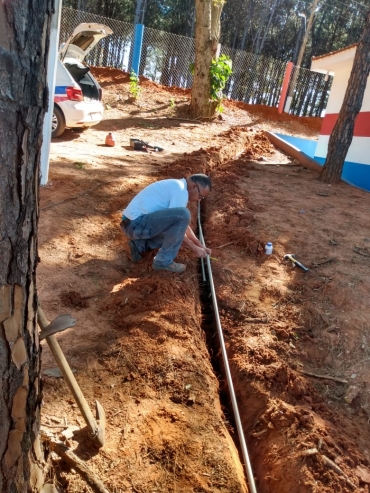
[131,23,144,75]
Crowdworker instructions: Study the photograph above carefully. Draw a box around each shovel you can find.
[284,253,309,272]
[38,306,106,447]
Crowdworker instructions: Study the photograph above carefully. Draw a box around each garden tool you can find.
[129,138,163,152]
[284,253,309,272]
[38,306,106,447]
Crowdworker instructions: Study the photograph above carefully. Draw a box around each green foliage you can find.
[63,0,136,23]
[209,55,232,111]
[189,56,232,112]
[65,0,370,66]
[169,97,176,108]
[73,162,85,169]
[144,0,195,35]
[129,71,141,99]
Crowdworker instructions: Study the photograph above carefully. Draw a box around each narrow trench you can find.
[198,274,242,450]
[196,206,246,472]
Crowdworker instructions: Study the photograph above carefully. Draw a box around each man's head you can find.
[187,174,212,202]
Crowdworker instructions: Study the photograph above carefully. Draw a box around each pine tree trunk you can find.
[0,1,52,490]
[320,9,370,183]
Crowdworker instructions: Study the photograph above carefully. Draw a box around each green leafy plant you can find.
[189,55,232,112]
[73,161,85,169]
[210,54,232,112]
[129,70,141,99]
[169,97,175,108]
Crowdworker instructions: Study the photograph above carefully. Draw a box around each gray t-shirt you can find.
[123,178,188,220]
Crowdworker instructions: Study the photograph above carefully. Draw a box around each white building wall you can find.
[315,135,370,164]
[325,67,351,114]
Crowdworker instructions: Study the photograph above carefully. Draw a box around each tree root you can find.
[299,370,348,384]
[301,447,357,489]
[47,439,111,493]
[321,454,357,490]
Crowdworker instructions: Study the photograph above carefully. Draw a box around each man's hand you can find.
[193,245,212,258]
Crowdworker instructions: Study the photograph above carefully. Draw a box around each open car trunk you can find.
[60,23,113,63]
[65,63,102,101]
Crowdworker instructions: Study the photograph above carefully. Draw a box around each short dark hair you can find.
[190,174,212,191]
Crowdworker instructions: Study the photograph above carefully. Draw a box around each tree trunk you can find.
[190,0,223,119]
[0,1,51,491]
[134,0,147,25]
[293,18,305,65]
[240,0,254,51]
[320,9,370,184]
[255,0,279,55]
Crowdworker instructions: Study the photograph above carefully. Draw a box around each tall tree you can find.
[320,9,370,183]
[190,0,225,118]
[285,0,321,112]
[0,1,51,490]
[218,0,370,63]
[62,0,370,63]
[134,0,146,24]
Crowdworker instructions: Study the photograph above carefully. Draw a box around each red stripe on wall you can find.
[321,111,370,137]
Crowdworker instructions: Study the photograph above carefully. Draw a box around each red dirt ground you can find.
[38,68,370,493]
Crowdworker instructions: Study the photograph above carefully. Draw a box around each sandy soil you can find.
[38,68,370,493]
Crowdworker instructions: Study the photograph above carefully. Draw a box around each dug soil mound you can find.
[38,68,370,493]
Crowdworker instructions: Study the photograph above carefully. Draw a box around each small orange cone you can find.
[105,132,116,147]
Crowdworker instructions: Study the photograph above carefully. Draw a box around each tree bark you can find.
[189,0,223,119]
[0,1,52,491]
[320,9,370,184]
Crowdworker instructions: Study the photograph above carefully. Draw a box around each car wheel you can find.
[51,105,66,138]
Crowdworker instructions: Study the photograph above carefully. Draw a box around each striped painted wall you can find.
[312,46,370,192]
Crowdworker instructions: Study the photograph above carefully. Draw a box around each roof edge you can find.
[312,43,358,61]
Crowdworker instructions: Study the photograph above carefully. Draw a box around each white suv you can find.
[52,23,113,138]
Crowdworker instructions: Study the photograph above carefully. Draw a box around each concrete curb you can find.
[264,131,322,173]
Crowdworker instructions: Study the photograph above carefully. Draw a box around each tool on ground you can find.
[38,306,106,447]
[284,253,309,272]
[129,138,163,152]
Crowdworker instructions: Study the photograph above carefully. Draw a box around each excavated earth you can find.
[38,68,370,493]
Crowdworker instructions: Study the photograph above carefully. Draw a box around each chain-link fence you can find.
[222,49,332,116]
[223,48,287,107]
[60,7,134,71]
[287,66,332,117]
[140,27,195,88]
[60,7,332,117]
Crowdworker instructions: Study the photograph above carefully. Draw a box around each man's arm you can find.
[183,226,211,258]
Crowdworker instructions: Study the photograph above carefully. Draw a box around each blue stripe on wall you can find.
[275,133,318,159]
[314,157,370,192]
[274,133,370,192]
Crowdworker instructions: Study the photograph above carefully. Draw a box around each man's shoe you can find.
[152,261,186,273]
[127,240,142,262]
